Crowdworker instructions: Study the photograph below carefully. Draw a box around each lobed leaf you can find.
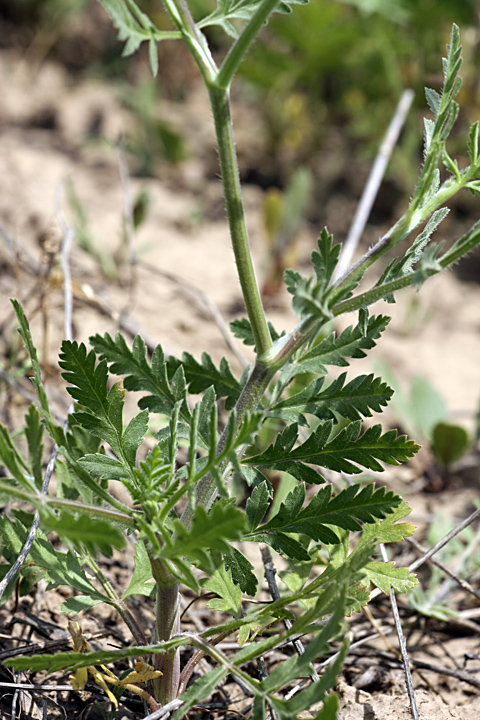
[361,561,418,595]
[167,352,242,410]
[230,317,282,347]
[246,479,272,530]
[312,228,342,289]
[223,546,258,595]
[90,332,193,426]
[353,501,416,550]
[244,420,418,477]
[161,501,246,562]
[248,483,402,552]
[197,0,309,39]
[98,0,180,74]
[200,564,242,616]
[268,372,393,426]
[279,314,390,382]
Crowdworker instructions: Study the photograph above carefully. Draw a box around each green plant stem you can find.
[0,481,135,525]
[330,167,479,302]
[180,361,273,529]
[208,85,272,357]
[216,0,281,89]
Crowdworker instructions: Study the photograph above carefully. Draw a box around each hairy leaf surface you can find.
[244,420,418,477]
[279,314,390,382]
[268,372,393,426]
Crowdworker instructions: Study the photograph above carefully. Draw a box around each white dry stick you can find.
[0,444,59,603]
[261,545,320,682]
[56,180,75,342]
[379,543,419,720]
[333,88,415,282]
[142,698,184,720]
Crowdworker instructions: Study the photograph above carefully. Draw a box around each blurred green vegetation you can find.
[231,0,480,184]
[2,1,479,191]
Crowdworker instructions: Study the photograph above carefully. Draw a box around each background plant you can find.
[1,4,480,719]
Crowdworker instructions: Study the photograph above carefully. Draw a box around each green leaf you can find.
[167,352,242,410]
[10,300,65,446]
[246,480,271,530]
[59,341,110,418]
[281,640,348,717]
[61,595,106,614]
[279,554,316,594]
[0,516,109,602]
[5,637,188,673]
[98,0,178,74]
[79,453,131,482]
[374,208,449,301]
[200,564,242,616]
[197,0,309,39]
[431,422,470,467]
[252,483,402,545]
[255,531,312,561]
[42,513,126,558]
[122,540,155,599]
[162,501,246,561]
[245,420,418,477]
[90,332,194,429]
[224,546,257,595]
[123,410,149,466]
[468,121,479,164]
[280,314,390,382]
[312,228,342,288]
[268,373,393,426]
[0,424,35,493]
[312,694,339,720]
[415,25,463,202]
[135,443,173,497]
[439,218,480,268]
[425,87,441,117]
[230,318,282,347]
[355,501,416,549]
[361,561,418,594]
[24,404,44,488]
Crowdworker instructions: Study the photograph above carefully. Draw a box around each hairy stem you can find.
[150,556,181,704]
[180,360,273,529]
[208,85,272,357]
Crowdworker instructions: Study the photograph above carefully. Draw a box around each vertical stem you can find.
[180,360,273,530]
[150,557,181,704]
[208,85,272,357]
